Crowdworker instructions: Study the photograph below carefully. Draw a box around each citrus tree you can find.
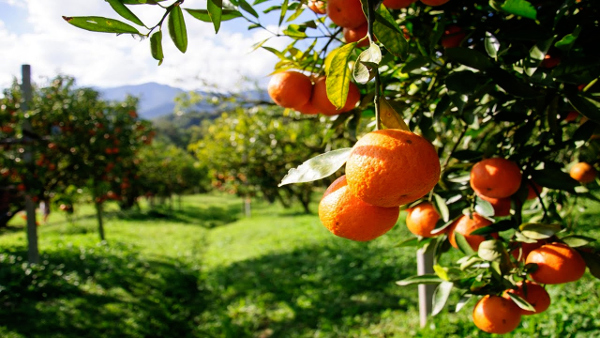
[64,0,600,333]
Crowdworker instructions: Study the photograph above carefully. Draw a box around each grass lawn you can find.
[0,194,599,337]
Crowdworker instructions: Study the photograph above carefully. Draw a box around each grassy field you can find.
[0,194,599,337]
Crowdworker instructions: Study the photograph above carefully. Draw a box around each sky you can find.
[0,0,301,91]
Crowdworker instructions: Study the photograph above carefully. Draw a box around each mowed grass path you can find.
[0,194,599,337]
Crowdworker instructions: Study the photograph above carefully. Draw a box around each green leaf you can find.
[373,5,407,59]
[283,24,307,38]
[206,0,223,33]
[530,167,580,192]
[474,196,495,218]
[578,250,600,280]
[186,8,242,22]
[505,291,536,313]
[397,237,420,247]
[396,274,442,286]
[168,5,187,53]
[519,223,562,240]
[501,0,537,20]
[279,0,289,26]
[484,32,500,59]
[458,255,482,270]
[470,220,516,235]
[432,281,453,316]
[433,193,450,223]
[150,31,164,65]
[455,294,473,313]
[446,70,479,95]
[566,93,600,125]
[478,239,506,262]
[555,26,581,51]
[561,235,596,248]
[239,0,259,17]
[525,37,555,76]
[433,264,450,281]
[445,48,493,71]
[353,43,382,84]
[455,232,476,255]
[278,148,352,186]
[106,0,144,26]
[487,68,538,98]
[326,43,357,109]
[122,0,165,4]
[402,57,429,73]
[62,16,140,34]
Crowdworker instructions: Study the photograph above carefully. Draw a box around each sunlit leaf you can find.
[433,193,450,223]
[432,281,453,316]
[501,0,537,20]
[484,32,500,59]
[561,235,596,248]
[478,239,505,262]
[239,0,259,17]
[474,196,495,218]
[326,43,356,109]
[433,264,450,281]
[207,0,223,33]
[555,26,581,51]
[455,294,472,313]
[62,16,140,34]
[353,42,382,84]
[106,0,144,26]
[373,5,407,59]
[186,8,242,22]
[396,274,442,286]
[520,223,562,240]
[455,232,476,255]
[505,291,536,312]
[379,98,410,131]
[168,5,187,53]
[279,148,352,186]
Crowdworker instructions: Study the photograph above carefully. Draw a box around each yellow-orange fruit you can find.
[343,23,369,47]
[346,129,440,208]
[383,0,417,9]
[504,281,551,316]
[405,202,442,237]
[526,242,587,284]
[473,295,522,334]
[448,213,493,251]
[327,0,367,29]
[569,162,597,183]
[318,176,400,241]
[268,71,313,109]
[470,158,522,199]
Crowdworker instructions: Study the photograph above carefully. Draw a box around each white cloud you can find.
[0,0,291,91]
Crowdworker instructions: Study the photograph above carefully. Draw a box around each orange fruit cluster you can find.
[267,71,361,116]
[319,129,440,241]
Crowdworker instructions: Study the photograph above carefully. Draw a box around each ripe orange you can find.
[345,129,440,208]
[526,243,587,284]
[405,202,441,237]
[441,25,466,49]
[448,213,493,251]
[419,0,450,6]
[564,111,580,122]
[318,175,400,241]
[470,158,522,199]
[526,181,543,200]
[296,100,320,115]
[473,295,522,334]
[476,192,511,217]
[327,0,367,29]
[569,162,597,183]
[504,281,551,316]
[383,0,417,9]
[310,77,361,116]
[268,71,313,109]
[343,23,369,48]
[307,0,326,14]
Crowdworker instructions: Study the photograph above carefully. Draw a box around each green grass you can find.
[0,194,599,337]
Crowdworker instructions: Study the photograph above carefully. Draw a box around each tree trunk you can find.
[95,201,105,241]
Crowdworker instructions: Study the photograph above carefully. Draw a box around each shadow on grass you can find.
[114,203,243,229]
[0,243,207,338]
[198,241,417,337]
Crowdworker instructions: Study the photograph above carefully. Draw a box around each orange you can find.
[405,202,442,237]
[345,129,440,208]
[310,77,361,116]
[419,0,450,6]
[318,175,400,241]
[327,0,367,29]
[268,71,313,109]
[472,295,522,334]
[476,192,511,217]
[504,281,551,316]
[383,0,417,9]
[307,0,326,14]
[448,213,493,251]
[526,242,587,284]
[526,181,543,200]
[569,162,597,183]
[564,111,580,122]
[441,25,466,49]
[470,157,522,199]
[343,23,369,48]
[296,100,320,115]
